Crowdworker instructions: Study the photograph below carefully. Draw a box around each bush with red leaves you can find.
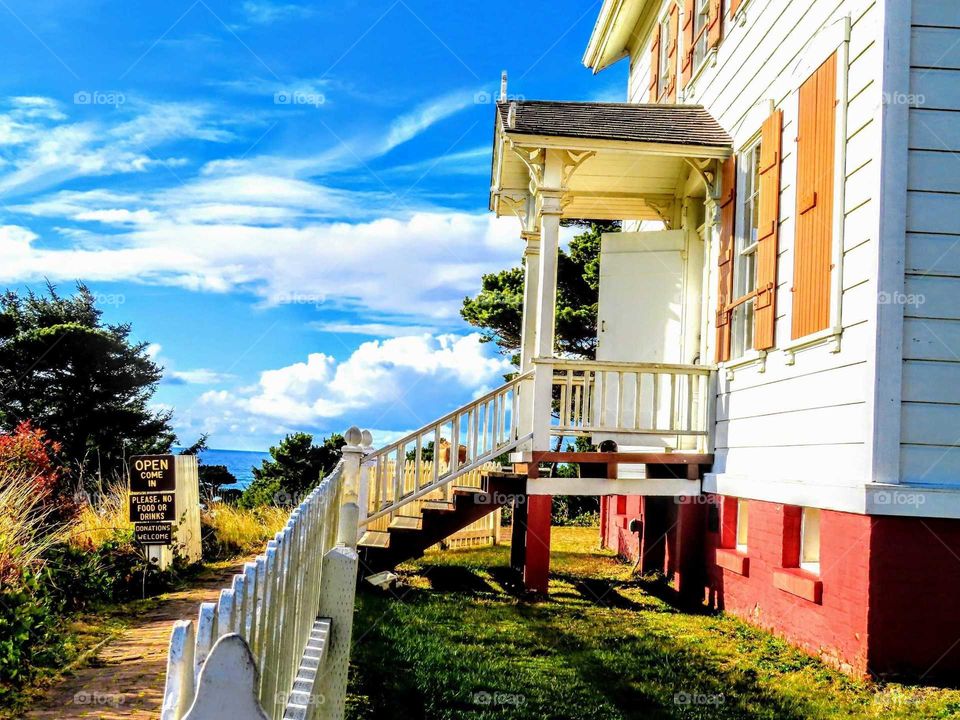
[0,421,64,500]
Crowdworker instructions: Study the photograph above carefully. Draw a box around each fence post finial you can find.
[337,426,363,547]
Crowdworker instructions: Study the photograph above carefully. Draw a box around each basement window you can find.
[736,499,749,553]
[800,507,821,574]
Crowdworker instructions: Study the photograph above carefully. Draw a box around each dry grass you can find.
[0,471,64,579]
[202,502,289,557]
[66,480,133,551]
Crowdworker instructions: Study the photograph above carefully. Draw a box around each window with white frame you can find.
[800,507,821,574]
[736,499,749,553]
[692,0,711,70]
[657,14,671,98]
[730,138,762,359]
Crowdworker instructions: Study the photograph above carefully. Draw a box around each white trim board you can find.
[705,473,960,519]
[526,476,701,497]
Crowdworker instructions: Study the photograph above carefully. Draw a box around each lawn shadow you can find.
[419,564,497,595]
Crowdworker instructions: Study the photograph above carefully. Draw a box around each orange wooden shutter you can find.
[667,6,679,102]
[649,25,662,102]
[681,0,695,88]
[792,53,837,339]
[716,155,737,362]
[754,109,783,350]
[708,0,723,49]
[730,0,742,16]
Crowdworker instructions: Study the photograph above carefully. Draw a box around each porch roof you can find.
[495,101,731,148]
[490,100,732,223]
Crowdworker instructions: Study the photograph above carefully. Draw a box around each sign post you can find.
[129,454,202,569]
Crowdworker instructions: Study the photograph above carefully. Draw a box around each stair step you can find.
[389,516,422,531]
[453,486,482,496]
[358,530,391,549]
[421,500,455,512]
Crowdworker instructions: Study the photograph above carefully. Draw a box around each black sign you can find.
[129,492,176,522]
[129,454,176,492]
[134,522,173,545]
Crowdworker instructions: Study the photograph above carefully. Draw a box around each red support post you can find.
[523,494,552,593]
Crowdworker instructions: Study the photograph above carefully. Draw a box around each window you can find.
[800,507,821,574]
[692,0,710,70]
[658,15,671,98]
[730,139,762,359]
[736,499,749,553]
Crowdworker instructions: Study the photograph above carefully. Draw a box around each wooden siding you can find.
[900,1,960,485]
[627,0,881,494]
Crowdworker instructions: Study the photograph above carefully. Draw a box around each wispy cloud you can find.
[240,1,313,26]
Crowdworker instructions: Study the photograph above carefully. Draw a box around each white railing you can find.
[360,372,533,529]
[162,433,367,720]
[548,360,716,450]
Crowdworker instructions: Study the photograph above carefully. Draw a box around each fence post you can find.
[337,426,363,549]
[357,430,374,543]
[315,544,359,720]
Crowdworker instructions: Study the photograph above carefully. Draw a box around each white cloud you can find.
[0,209,523,319]
[310,321,438,337]
[196,332,511,428]
[170,369,236,385]
[0,98,235,197]
[241,1,312,25]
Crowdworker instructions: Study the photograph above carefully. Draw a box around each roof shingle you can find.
[497,100,731,148]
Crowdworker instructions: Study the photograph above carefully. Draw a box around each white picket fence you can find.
[161,429,367,720]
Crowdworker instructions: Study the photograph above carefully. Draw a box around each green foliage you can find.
[460,222,617,364]
[240,432,345,507]
[0,572,63,701]
[0,283,175,484]
[0,530,178,705]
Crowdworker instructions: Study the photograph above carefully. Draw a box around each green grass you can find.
[347,527,960,720]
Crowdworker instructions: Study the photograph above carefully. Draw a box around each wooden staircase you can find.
[358,471,525,575]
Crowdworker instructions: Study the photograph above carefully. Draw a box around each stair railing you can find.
[360,371,534,530]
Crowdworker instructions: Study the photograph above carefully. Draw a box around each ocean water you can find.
[194,448,270,488]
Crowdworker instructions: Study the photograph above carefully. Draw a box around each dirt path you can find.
[23,559,250,720]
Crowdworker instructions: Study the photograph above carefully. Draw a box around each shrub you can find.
[0,421,62,496]
[0,571,64,705]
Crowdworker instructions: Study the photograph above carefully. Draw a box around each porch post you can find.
[531,191,563,451]
[519,230,541,372]
[517,230,541,445]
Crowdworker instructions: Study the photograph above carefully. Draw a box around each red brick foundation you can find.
[599,493,960,679]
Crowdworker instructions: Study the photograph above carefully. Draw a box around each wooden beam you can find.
[532,451,713,465]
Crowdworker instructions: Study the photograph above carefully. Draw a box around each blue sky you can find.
[0,0,626,451]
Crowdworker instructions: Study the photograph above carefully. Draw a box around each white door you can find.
[596,230,687,364]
